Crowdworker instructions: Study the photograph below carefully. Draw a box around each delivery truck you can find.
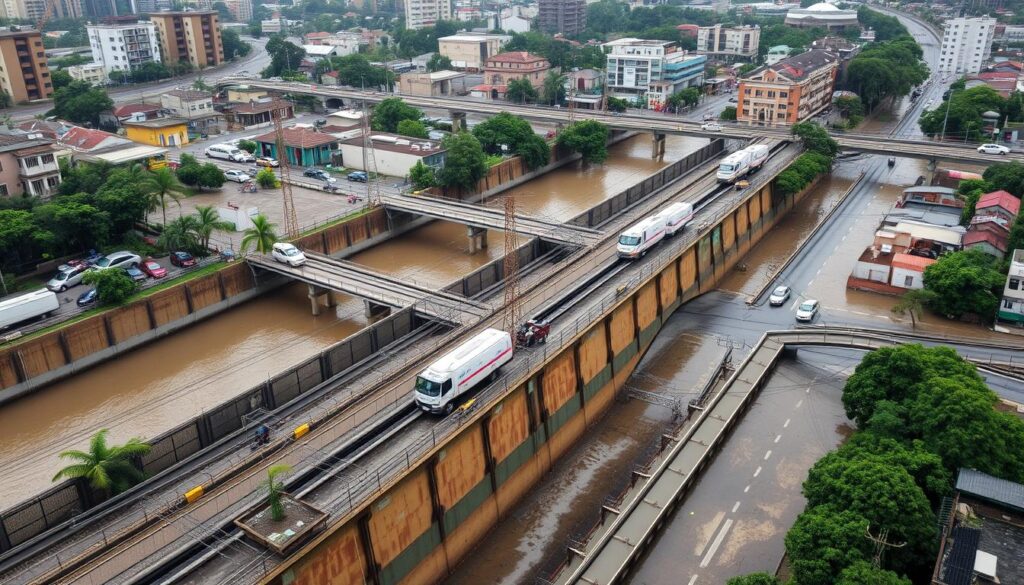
[414,328,514,414]
[0,289,59,331]
[617,215,666,259]
[716,144,771,183]
[655,201,695,236]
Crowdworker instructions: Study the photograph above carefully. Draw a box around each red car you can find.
[170,251,196,267]
[140,259,167,278]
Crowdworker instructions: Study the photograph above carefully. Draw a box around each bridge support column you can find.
[307,284,333,316]
[364,300,391,319]
[925,158,937,184]
[452,111,467,133]
[651,132,666,159]
[467,226,487,254]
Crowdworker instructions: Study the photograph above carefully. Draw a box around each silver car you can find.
[46,264,90,292]
[94,251,141,270]
[795,299,819,322]
[768,285,791,306]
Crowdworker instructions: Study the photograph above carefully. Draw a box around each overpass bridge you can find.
[247,251,492,325]
[223,79,1024,166]
[379,193,604,249]
[555,327,1024,585]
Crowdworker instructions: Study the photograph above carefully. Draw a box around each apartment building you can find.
[603,38,707,109]
[404,0,452,30]
[0,28,52,102]
[0,134,63,199]
[736,49,838,125]
[538,0,586,37]
[438,33,510,71]
[939,16,996,75]
[149,11,224,68]
[67,62,107,85]
[696,24,760,60]
[221,0,252,21]
[997,249,1024,324]
[87,22,161,78]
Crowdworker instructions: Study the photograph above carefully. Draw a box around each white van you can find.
[0,289,59,330]
[655,201,694,236]
[617,215,666,259]
[414,328,513,414]
[205,144,248,162]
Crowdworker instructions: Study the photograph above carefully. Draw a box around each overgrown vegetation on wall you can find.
[775,123,838,196]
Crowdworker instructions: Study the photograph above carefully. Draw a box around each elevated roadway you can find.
[246,251,492,326]
[224,79,1023,166]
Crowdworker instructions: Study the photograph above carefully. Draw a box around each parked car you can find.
[314,118,327,127]
[46,263,91,292]
[977,143,1010,155]
[76,288,98,307]
[304,169,337,183]
[205,144,249,162]
[795,299,819,322]
[347,171,368,183]
[701,122,723,132]
[225,170,252,183]
[271,242,307,266]
[94,251,141,270]
[255,156,279,168]
[170,251,197,267]
[768,285,791,307]
[728,96,738,103]
[140,259,167,279]
[236,150,256,163]
[124,266,147,282]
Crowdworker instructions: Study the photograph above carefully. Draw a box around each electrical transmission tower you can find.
[865,526,906,569]
[361,101,381,207]
[272,106,299,238]
[502,196,521,335]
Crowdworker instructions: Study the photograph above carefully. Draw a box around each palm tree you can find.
[159,215,201,253]
[194,206,233,253]
[144,167,188,226]
[241,214,279,254]
[262,464,291,522]
[52,429,151,498]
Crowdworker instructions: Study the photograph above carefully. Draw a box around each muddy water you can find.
[445,324,728,585]
[0,285,365,507]
[352,133,709,283]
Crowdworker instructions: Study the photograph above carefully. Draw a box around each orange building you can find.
[0,27,52,102]
[149,11,224,68]
[474,51,550,100]
[736,49,838,125]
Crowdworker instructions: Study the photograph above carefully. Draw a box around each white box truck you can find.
[716,144,771,183]
[414,328,514,414]
[655,201,695,236]
[0,289,59,331]
[617,215,666,259]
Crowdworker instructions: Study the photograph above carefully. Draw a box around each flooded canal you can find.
[0,285,366,507]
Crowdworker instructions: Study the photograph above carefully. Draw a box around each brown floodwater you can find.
[0,284,365,507]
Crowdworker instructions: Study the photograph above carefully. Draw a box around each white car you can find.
[701,122,723,132]
[271,242,306,267]
[225,170,251,183]
[977,143,1010,155]
[94,251,141,271]
[768,285,791,307]
[795,299,819,322]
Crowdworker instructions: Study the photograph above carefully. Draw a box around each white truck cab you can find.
[415,328,514,414]
[617,215,666,259]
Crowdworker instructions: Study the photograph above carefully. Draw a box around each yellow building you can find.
[122,118,190,147]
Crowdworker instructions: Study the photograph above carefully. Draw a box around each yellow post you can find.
[293,423,310,440]
[184,486,204,504]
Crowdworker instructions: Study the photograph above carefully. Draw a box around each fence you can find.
[443,240,556,298]
[0,307,426,554]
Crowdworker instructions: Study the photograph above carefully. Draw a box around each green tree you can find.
[557,120,609,165]
[667,87,701,112]
[371,97,423,133]
[33,199,110,252]
[255,167,280,188]
[921,249,1006,319]
[193,205,232,252]
[726,574,779,585]
[956,178,993,224]
[847,38,928,110]
[197,164,226,190]
[263,464,291,521]
[785,506,871,585]
[721,106,737,121]
[51,80,114,126]
[263,35,306,78]
[836,560,910,585]
[159,214,201,253]
[792,122,839,158]
[51,69,73,90]
[472,112,551,170]
[606,96,629,113]
[397,119,429,139]
[144,167,187,225]
[834,95,865,126]
[409,160,436,190]
[505,77,538,104]
[541,70,567,106]
[222,28,251,59]
[52,429,150,497]
[890,288,935,329]
[920,86,1005,141]
[437,133,488,191]
[237,139,258,153]
[241,214,279,254]
[982,161,1024,197]
[82,268,139,305]
[426,53,452,72]
[0,90,11,109]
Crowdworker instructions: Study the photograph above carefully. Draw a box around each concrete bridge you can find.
[221,78,1023,166]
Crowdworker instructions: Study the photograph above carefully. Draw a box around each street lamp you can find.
[940,85,959,142]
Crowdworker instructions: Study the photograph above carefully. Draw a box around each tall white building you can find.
[87,22,161,78]
[697,24,760,60]
[939,16,996,75]
[603,38,707,110]
[405,0,452,30]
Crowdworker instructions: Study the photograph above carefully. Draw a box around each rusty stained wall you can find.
[288,523,369,585]
[368,469,446,585]
[578,321,613,422]
[433,424,496,565]
[488,388,543,513]
[541,349,583,463]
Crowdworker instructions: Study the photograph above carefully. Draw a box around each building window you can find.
[1011,278,1021,290]
[904,275,914,287]
[25,157,38,168]
[42,154,54,164]
[1006,299,1015,309]
[0,184,7,196]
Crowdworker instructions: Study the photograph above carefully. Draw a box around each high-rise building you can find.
[697,24,760,60]
[939,16,996,75]
[538,0,585,37]
[0,27,53,102]
[87,22,161,78]
[221,0,252,22]
[149,11,224,68]
[52,0,84,18]
[603,38,706,110]
[404,0,452,30]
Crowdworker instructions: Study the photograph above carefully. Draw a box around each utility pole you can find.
[502,196,521,336]
[865,526,906,569]
[272,105,299,238]
[361,100,381,206]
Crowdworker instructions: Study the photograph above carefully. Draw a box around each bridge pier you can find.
[307,284,336,316]
[467,226,488,254]
[925,158,937,184]
[651,132,666,159]
[364,300,391,319]
[452,111,467,133]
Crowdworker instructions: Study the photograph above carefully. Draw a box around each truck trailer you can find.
[716,144,771,183]
[414,328,514,414]
[617,215,667,259]
[0,289,59,331]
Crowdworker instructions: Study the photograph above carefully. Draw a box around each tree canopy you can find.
[920,86,1007,142]
[922,248,1006,319]
[437,132,488,191]
[556,120,610,165]
[847,37,928,110]
[51,80,113,126]
[263,35,306,78]
[505,78,538,104]
[471,112,550,170]
[982,161,1024,197]
[371,97,423,133]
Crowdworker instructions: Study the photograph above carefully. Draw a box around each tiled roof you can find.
[166,89,211,101]
[891,252,936,272]
[744,49,838,83]
[964,229,1008,252]
[977,189,1021,216]
[229,98,293,115]
[59,127,126,151]
[254,127,338,149]
[957,468,1024,512]
[112,103,160,118]
[487,51,546,64]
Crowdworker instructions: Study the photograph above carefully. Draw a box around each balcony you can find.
[19,159,58,178]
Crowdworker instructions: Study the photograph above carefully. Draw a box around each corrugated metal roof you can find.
[957,468,1024,512]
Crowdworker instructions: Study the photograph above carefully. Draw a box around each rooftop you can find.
[111,103,161,118]
[957,468,1024,512]
[486,51,547,64]
[744,49,839,82]
[977,190,1021,216]
[148,10,218,16]
[0,27,40,39]
[122,117,189,129]
[59,127,129,151]
[165,89,211,101]
[254,127,338,149]
[341,132,445,157]
[228,98,293,115]
[891,252,936,272]
[438,33,510,42]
